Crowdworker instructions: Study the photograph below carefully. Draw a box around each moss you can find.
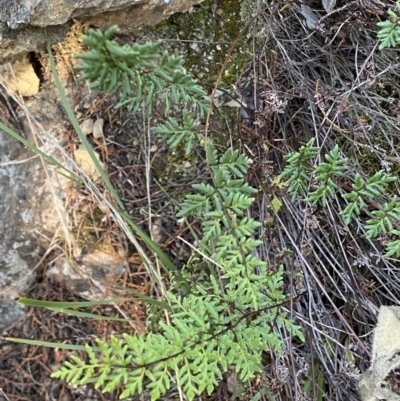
[72,206,107,254]
[151,146,200,183]
[156,0,253,88]
[150,0,256,180]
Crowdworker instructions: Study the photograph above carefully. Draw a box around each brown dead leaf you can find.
[74,144,104,181]
[0,56,40,96]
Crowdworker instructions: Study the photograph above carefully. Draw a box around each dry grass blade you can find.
[237,0,400,400]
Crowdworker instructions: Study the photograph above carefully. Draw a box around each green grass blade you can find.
[47,39,188,291]
[47,307,144,322]
[17,296,171,311]
[4,337,101,351]
[47,39,125,212]
[0,120,79,182]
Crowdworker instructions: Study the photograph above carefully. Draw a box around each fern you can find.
[76,25,208,156]
[53,266,295,400]
[385,230,400,257]
[364,197,400,238]
[340,172,395,224]
[280,141,400,259]
[377,2,400,49]
[50,26,304,401]
[280,141,348,205]
[77,26,208,116]
[52,145,301,399]
[280,139,319,201]
[152,110,197,155]
[305,145,348,206]
[214,147,250,178]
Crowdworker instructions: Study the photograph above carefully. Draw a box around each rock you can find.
[92,118,104,139]
[0,290,26,331]
[0,0,205,64]
[0,23,69,64]
[47,251,128,300]
[0,78,129,330]
[0,0,206,331]
[0,92,68,330]
[0,54,40,96]
[359,306,400,401]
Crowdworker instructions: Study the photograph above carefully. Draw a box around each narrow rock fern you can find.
[377,2,400,49]
[279,139,400,258]
[51,26,303,400]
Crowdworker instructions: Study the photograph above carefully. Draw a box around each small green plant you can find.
[280,138,319,202]
[377,2,400,49]
[364,196,400,238]
[279,142,400,258]
[305,145,348,206]
[48,26,303,400]
[77,25,208,117]
[53,144,303,400]
[340,172,395,224]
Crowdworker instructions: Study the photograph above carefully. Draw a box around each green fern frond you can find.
[231,216,262,237]
[210,148,250,179]
[280,138,319,201]
[152,111,197,155]
[340,172,395,224]
[223,192,254,213]
[280,142,400,263]
[177,193,212,217]
[377,3,400,49]
[305,145,347,206]
[77,25,207,118]
[385,230,400,257]
[50,26,304,401]
[364,197,400,238]
[207,142,218,166]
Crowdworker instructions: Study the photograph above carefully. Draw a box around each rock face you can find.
[0,84,127,330]
[0,0,205,331]
[0,92,68,330]
[0,0,204,63]
[359,306,400,401]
